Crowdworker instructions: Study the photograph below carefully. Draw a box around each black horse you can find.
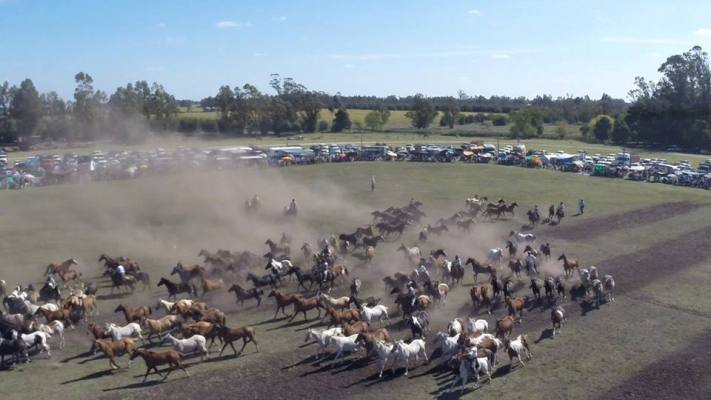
[157,277,196,299]
[246,272,280,289]
[228,284,263,307]
[38,283,62,303]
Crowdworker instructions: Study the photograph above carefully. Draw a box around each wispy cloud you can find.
[601,36,679,45]
[157,22,166,29]
[215,20,251,29]
[694,28,711,37]
[279,16,287,21]
[491,53,511,59]
[467,9,481,15]
[343,64,355,69]
[254,52,268,57]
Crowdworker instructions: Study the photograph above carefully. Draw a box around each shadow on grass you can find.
[252,315,290,326]
[534,328,554,344]
[60,349,95,363]
[61,368,124,384]
[102,380,164,391]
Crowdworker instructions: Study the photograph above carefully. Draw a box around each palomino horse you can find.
[45,259,78,276]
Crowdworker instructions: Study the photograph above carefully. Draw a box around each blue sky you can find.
[1,0,711,101]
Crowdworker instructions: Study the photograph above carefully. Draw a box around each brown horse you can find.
[289,296,323,321]
[495,315,515,338]
[56,269,82,284]
[94,338,135,369]
[45,259,78,276]
[180,321,220,347]
[114,304,151,324]
[215,324,259,356]
[267,290,302,319]
[506,297,526,322]
[36,307,73,327]
[324,307,360,328]
[508,259,523,279]
[198,271,224,297]
[130,348,190,382]
[558,254,580,277]
[465,257,496,282]
[342,321,370,336]
[355,329,392,354]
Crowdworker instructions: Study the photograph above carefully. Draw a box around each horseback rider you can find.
[452,255,462,273]
[45,274,57,289]
[289,199,297,214]
[548,204,555,220]
[350,278,361,299]
[114,264,126,282]
[416,259,430,282]
[556,202,566,222]
[525,252,538,276]
[464,340,479,371]
[407,281,418,308]
[533,205,540,221]
[578,199,585,215]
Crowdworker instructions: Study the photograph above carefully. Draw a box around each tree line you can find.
[0,72,178,146]
[1,46,709,149]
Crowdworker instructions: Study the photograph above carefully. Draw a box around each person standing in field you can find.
[578,199,585,215]
[370,175,376,192]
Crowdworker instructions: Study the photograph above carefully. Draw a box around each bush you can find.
[178,118,198,134]
[199,119,217,133]
[492,115,508,126]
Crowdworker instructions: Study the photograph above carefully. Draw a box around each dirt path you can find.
[546,202,704,241]
[597,329,711,400]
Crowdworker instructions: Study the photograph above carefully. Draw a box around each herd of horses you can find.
[0,195,616,394]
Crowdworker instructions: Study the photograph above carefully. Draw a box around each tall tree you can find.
[9,79,41,142]
[590,114,614,142]
[509,107,543,139]
[611,115,631,144]
[405,94,438,129]
[331,108,351,132]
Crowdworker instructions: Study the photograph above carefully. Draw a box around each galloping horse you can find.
[465,257,496,282]
[557,254,579,277]
[45,259,78,276]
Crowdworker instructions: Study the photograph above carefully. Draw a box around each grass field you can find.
[178,108,578,138]
[1,162,710,400]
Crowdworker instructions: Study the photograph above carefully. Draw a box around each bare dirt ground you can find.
[548,201,703,241]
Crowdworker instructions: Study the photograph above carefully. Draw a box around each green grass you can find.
[0,163,709,399]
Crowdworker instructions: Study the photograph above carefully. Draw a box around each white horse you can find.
[589,266,599,281]
[466,318,489,334]
[433,332,460,360]
[398,244,421,264]
[389,339,428,376]
[505,334,532,367]
[510,231,535,244]
[449,354,492,391]
[359,304,390,326]
[487,248,504,265]
[304,327,343,358]
[106,322,143,341]
[12,330,51,357]
[319,293,351,310]
[373,341,394,378]
[266,257,293,274]
[156,298,175,314]
[325,334,360,361]
[447,318,463,336]
[39,303,59,312]
[36,321,65,349]
[162,334,208,360]
[551,306,565,337]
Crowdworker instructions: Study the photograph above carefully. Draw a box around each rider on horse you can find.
[114,264,126,282]
[525,252,538,276]
[45,274,57,289]
[407,281,418,308]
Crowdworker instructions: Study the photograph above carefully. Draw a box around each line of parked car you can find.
[1,142,709,190]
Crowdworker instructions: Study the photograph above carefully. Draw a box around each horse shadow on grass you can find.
[534,328,554,344]
[579,300,601,316]
[253,315,290,327]
[61,368,125,384]
[431,382,484,399]
[101,380,164,392]
[97,292,131,301]
[60,349,94,363]
[265,318,316,331]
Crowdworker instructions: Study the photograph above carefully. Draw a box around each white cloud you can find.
[343,64,355,69]
[694,28,711,37]
[215,20,251,29]
[467,9,481,15]
[279,16,287,21]
[254,52,268,57]
[157,22,166,29]
[601,36,679,45]
[491,53,512,59]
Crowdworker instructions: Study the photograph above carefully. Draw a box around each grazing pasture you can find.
[0,162,709,400]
